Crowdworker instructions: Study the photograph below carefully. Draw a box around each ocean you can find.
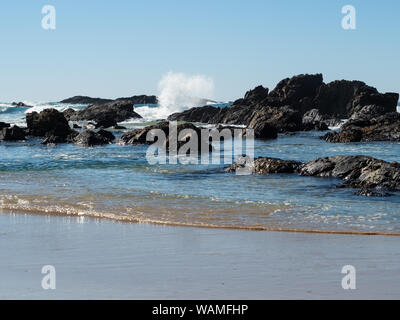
[1,102,400,234]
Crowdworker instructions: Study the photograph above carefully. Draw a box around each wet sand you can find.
[0,211,399,299]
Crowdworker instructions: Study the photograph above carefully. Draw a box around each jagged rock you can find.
[302,109,340,129]
[166,74,399,138]
[227,155,400,195]
[119,122,212,153]
[64,101,142,125]
[267,74,323,112]
[248,106,303,134]
[0,125,25,141]
[26,109,76,143]
[226,157,301,174]
[322,112,400,142]
[314,80,398,118]
[168,106,221,123]
[73,130,115,147]
[300,155,400,191]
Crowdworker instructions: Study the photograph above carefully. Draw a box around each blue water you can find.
[1,103,400,233]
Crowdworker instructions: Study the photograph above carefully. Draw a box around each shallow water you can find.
[1,103,400,234]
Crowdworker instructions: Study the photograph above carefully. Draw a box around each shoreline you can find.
[2,209,400,237]
[1,211,399,299]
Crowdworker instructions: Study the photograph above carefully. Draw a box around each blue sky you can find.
[0,0,399,101]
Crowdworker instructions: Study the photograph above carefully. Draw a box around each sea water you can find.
[0,102,399,234]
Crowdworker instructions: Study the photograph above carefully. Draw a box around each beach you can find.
[1,211,399,300]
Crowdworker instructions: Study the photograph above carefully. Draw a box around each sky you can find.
[0,0,399,102]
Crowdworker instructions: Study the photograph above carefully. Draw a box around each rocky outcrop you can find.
[226,155,400,196]
[0,125,25,141]
[73,129,115,147]
[60,95,158,105]
[266,74,323,113]
[248,106,303,134]
[11,102,33,108]
[322,111,400,143]
[314,80,398,118]
[115,95,158,105]
[60,96,114,105]
[26,109,77,143]
[302,109,340,129]
[166,74,398,136]
[64,101,142,127]
[119,122,212,153]
[168,106,221,123]
[226,157,301,174]
[299,156,400,191]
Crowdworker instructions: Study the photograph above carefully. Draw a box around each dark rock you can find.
[95,118,117,129]
[165,74,399,138]
[300,156,400,191]
[0,122,11,129]
[248,106,303,133]
[97,129,115,142]
[119,121,212,153]
[302,109,340,129]
[322,112,400,143]
[73,124,82,129]
[11,102,33,108]
[266,74,323,113]
[0,125,25,141]
[42,131,78,144]
[227,155,400,195]
[226,157,301,174]
[26,109,76,143]
[242,86,269,105]
[60,95,158,105]
[314,80,398,118]
[60,96,114,105]
[115,95,158,105]
[64,101,142,124]
[113,125,127,130]
[168,106,221,123]
[63,108,77,119]
[73,130,115,147]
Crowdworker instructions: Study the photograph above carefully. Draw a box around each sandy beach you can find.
[1,211,399,300]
